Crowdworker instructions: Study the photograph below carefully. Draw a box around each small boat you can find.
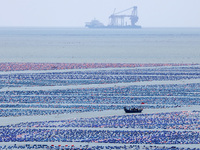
[124,107,143,113]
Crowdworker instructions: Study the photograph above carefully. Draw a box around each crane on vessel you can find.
[109,6,139,27]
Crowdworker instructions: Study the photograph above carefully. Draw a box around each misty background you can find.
[0,0,200,27]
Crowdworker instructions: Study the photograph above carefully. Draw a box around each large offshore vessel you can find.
[85,6,141,29]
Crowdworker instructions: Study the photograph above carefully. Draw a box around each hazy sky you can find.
[0,0,200,27]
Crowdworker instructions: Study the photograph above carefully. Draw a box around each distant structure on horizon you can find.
[85,6,141,29]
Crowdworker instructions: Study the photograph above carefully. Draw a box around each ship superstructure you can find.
[86,6,141,29]
[85,19,105,28]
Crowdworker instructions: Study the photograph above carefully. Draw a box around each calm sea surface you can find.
[0,27,200,63]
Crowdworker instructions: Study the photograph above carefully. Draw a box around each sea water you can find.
[0,27,200,63]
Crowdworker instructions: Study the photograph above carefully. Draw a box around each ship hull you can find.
[86,25,141,29]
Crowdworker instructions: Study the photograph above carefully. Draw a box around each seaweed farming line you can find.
[0,78,199,92]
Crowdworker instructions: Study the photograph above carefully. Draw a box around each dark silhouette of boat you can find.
[124,107,143,113]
